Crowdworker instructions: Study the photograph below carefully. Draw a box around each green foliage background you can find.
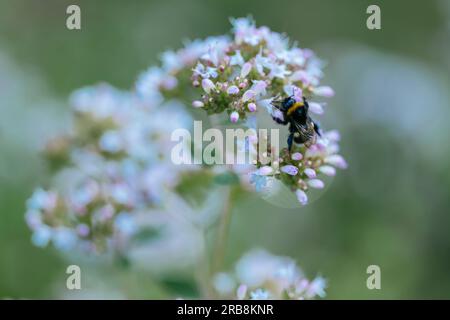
[0,0,449,298]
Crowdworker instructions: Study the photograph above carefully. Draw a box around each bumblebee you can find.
[270,95,321,151]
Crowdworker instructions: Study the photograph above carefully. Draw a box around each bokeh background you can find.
[1,0,449,299]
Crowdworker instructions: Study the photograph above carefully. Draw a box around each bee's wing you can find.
[292,118,315,140]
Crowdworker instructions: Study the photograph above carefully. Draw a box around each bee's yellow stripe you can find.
[287,101,304,116]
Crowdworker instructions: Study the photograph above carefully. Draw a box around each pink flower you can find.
[248,103,257,112]
[230,111,240,123]
[308,179,325,189]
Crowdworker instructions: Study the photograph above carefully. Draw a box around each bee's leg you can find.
[287,133,294,152]
[313,120,322,137]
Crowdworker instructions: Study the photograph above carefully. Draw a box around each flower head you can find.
[213,249,326,300]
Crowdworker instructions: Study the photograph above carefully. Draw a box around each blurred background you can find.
[0,0,449,299]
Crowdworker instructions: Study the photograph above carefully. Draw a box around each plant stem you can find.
[196,229,214,298]
[212,186,233,274]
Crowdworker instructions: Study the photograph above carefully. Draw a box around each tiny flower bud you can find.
[192,100,204,108]
[325,155,347,169]
[227,85,239,95]
[248,102,257,112]
[281,165,299,176]
[241,62,252,78]
[304,168,316,178]
[258,166,273,176]
[318,165,336,176]
[237,284,247,300]
[242,89,256,102]
[296,189,308,205]
[324,130,341,141]
[308,179,325,189]
[291,152,303,161]
[230,111,239,123]
[308,102,324,115]
[314,86,335,97]
[76,224,90,237]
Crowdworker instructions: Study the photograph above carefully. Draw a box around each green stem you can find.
[195,229,213,298]
[212,187,233,275]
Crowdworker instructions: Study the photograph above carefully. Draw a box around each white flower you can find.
[325,155,348,169]
[201,78,215,93]
[240,62,252,78]
[192,100,204,108]
[250,289,270,300]
[193,62,218,79]
[99,130,123,153]
[257,166,273,176]
[314,86,335,97]
[230,50,244,66]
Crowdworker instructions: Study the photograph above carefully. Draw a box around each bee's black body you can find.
[271,96,321,151]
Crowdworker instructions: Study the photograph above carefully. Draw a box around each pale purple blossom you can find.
[314,86,335,97]
[230,111,240,123]
[216,249,326,299]
[247,103,257,112]
[291,152,303,161]
[304,168,316,179]
[308,102,324,115]
[242,89,256,102]
[227,85,240,95]
[236,284,248,300]
[295,189,308,205]
[257,166,273,176]
[250,289,270,300]
[325,155,348,169]
[319,165,336,176]
[308,179,325,189]
[281,165,299,176]
[241,62,252,78]
[201,78,215,93]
